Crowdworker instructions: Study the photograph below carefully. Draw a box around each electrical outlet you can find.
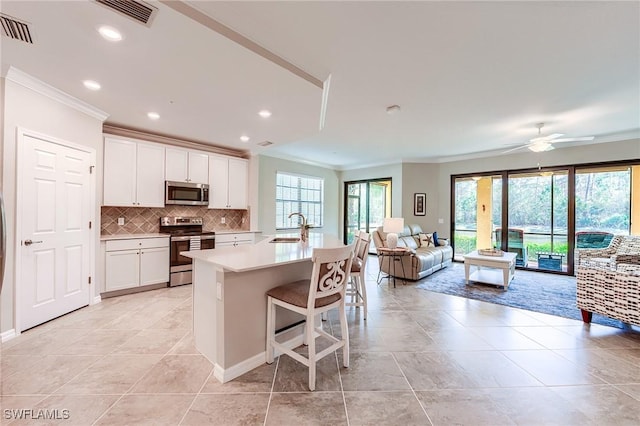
[438,218,444,224]
[221,216,226,224]
[117,217,125,225]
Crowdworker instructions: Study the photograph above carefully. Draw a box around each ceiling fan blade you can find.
[550,136,595,143]
[502,145,529,154]
[530,133,564,143]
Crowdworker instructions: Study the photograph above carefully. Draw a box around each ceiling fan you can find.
[504,123,595,154]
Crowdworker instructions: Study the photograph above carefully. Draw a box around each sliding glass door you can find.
[507,170,569,271]
[344,178,392,245]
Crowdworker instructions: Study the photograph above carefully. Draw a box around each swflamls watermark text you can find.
[4,409,70,420]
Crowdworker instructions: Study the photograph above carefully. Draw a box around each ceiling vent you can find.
[257,141,274,147]
[1,13,33,44]
[95,0,157,26]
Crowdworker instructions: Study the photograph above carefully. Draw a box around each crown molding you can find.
[103,123,249,158]
[5,67,109,121]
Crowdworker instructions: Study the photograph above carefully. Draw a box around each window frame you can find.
[275,171,324,230]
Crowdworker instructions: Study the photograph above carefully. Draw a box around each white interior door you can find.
[20,134,92,331]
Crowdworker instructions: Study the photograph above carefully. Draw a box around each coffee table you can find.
[464,250,517,289]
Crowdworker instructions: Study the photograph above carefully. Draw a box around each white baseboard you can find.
[1,329,17,343]
[212,332,305,383]
[92,295,102,305]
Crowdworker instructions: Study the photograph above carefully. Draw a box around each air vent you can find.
[1,13,33,44]
[95,0,157,26]
[257,141,274,147]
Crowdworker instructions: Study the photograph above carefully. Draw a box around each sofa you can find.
[372,224,453,280]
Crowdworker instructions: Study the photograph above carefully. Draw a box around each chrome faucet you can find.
[288,212,308,241]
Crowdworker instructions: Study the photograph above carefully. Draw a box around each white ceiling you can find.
[2,1,639,170]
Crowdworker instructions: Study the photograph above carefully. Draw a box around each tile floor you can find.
[2,260,640,425]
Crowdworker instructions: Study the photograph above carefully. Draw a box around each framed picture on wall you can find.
[414,193,426,216]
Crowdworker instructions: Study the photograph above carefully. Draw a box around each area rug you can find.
[416,262,624,329]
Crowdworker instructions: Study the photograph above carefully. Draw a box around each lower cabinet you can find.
[215,233,255,247]
[105,237,169,292]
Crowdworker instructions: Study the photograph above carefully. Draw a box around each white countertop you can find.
[215,230,261,235]
[182,233,344,273]
[100,233,170,241]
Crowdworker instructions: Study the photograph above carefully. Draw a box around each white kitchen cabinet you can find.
[103,137,165,207]
[166,147,209,184]
[209,155,248,209]
[105,237,169,292]
[215,233,255,247]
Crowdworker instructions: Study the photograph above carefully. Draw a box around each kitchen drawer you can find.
[216,233,254,244]
[106,237,170,252]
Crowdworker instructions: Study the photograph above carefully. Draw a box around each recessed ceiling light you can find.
[147,112,160,120]
[83,80,101,91]
[240,135,250,142]
[98,25,123,42]
[258,110,272,118]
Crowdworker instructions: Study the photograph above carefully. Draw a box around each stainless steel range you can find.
[159,216,215,287]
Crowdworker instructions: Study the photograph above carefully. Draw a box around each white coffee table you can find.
[464,250,517,289]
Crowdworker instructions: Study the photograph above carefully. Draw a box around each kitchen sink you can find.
[269,237,301,243]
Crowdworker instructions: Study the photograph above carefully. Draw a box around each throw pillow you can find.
[419,232,435,247]
[433,231,440,246]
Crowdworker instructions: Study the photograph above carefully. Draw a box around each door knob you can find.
[24,239,43,246]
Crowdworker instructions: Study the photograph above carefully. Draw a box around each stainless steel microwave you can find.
[165,181,209,206]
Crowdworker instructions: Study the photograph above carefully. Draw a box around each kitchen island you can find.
[182,233,344,383]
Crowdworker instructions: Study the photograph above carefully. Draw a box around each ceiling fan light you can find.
[528,142,554,153]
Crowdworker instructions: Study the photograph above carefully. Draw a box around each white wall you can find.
[1,74,105,335]
[257,155,341,236]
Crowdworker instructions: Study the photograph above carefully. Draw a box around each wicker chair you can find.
[576,265,640,325]
[576,235,640,269]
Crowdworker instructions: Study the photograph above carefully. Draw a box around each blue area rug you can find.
[416,262,624,329]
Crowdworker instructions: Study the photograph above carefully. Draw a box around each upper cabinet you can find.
[103,137,165,207]
[165,148,209,184]
[209,155,248,209]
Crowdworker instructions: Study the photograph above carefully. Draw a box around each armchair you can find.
[576,235,640,269]
[494,228,528,267]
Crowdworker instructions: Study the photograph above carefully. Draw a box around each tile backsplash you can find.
[101,206,249,235]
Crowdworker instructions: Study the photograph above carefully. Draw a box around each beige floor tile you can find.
[513,326,602,350]
[415,389,514,425]
[201,362,275,393]
[9,394,121,426]
[112,328,187,355]
[484,387,593,424]
[49,329,138,356]
[406,310,466,333]
[182,393,269,425]
[54,354,162,394]
[2,355,100,395]
[2,328,92,356]
[266,392,347,425]
[555,324,640,349]
[393,351,479,390]
[168,333,200,355]
[446,309,512,327]
[502,350,605,386]
[468,326,545,350]
[131,354,212,394]
[272,352,341,392]
[101,310,169,330]
[0,395,48,423]
[550,385,640,424]
[344,391,429,425]
[447,350,543,388]
[377,325,437,352]
[94,394,195,426]
[615,384,640,401]
[553,348,640,384]
[426,328,494,351]
[603,348,640,367]
[147,309,192,330]
[340,352,410,391]
[1,355,46,379]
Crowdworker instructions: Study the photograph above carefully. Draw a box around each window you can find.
[276,172,324,229]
